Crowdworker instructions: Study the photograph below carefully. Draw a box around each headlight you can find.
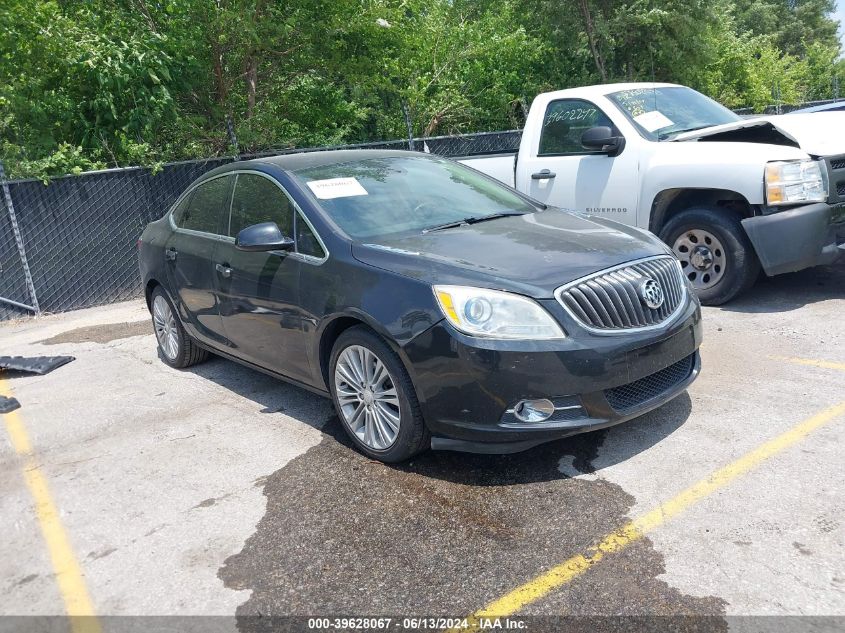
[433,285,566,339]
[765,159,827,205]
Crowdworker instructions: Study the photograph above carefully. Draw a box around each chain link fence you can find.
[734,98,844,116]
[0,130,522,321]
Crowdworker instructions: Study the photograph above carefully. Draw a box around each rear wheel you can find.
[150,287,209,369]
[329,326,429,462]
[660,207,760,306]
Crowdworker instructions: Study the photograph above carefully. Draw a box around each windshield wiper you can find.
[422,212,524,234]
[661,125,714,141]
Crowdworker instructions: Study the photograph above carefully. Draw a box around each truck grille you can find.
[605,353,696,412]
[826,155,845,204]
[555,256,686,332]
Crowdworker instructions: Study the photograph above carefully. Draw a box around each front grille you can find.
[555,256,686,332]
[605,354,696,412]
[827,155,845,204]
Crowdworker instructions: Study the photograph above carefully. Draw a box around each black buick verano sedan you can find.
[139,150,701,462]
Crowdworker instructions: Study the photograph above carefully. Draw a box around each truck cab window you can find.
[539,99,615,156]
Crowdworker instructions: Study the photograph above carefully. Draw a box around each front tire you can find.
[329,326,429,462]
[150,287,209,369]
[659,207,760,306]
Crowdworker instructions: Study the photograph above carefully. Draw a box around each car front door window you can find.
[229,174,295,239]
[216,172,314,382]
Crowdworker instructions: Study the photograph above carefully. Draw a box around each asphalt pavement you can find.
[1,261,843,632]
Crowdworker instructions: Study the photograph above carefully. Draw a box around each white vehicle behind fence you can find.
[459,83,845,304]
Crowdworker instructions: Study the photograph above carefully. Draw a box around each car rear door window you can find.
[175,176,232,234]
[229,174,295,238]
[539,99,615,155]
[170,191,194,226]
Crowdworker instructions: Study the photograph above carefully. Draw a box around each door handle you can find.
[215,263,232,278]
[531,169,556,180]
[165,248,178,261]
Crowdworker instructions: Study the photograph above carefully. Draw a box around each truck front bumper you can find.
[742,202,845,276]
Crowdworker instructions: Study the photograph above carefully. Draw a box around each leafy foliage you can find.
[0,0,841,178]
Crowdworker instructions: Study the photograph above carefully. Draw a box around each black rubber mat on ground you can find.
[0,395,21,414]
[0,355,75,375]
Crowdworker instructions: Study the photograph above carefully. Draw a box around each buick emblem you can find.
[639,277,664,309]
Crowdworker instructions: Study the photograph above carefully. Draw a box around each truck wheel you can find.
[659,208,760,306]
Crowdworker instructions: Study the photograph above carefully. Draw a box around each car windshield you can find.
[608,86,741,141]
[292,155,537,240]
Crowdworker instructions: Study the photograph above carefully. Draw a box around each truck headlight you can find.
[433,285,566,339]
[765,160,827,205]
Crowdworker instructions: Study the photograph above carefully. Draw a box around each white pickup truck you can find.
[460,82,845,304]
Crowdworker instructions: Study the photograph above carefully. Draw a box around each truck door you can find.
[517,98,640,226]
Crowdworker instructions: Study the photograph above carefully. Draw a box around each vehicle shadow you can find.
[219,389,720,620]
[179,343,693,485]
[180,345,692,485]
[392,392,692,486]
[719,260,844,314]
[182,353,334,432]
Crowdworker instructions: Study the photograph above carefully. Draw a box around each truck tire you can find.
[659,207,760,306]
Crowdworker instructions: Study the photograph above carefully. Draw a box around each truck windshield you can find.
[608,86,741,141]
[293,155,537,240]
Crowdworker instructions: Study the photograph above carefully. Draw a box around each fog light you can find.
[513,398,555,423]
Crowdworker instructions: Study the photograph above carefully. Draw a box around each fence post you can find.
[0,161,40,315]
[226,115,241,159]
[401,102,415,151]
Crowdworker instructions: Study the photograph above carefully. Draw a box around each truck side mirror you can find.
[581,126,625,157]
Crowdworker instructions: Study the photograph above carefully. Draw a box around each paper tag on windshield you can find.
[306,177,368,200]
[634,110,674,132]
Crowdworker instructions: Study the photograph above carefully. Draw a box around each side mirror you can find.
[235,222,295,252]
[581,126,625,156]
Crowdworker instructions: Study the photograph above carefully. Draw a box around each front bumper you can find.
[742,202,845,276]
[402,296,702,454]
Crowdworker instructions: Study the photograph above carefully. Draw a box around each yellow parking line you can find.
[1,376,100,633]
[770,355,845,372]
[454,400,845,629]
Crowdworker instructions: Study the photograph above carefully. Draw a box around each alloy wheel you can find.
[672,228,727,291]
[334,345,401,450]
[152,295,179,361]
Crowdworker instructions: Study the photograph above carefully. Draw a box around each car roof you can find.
[197,149,424,182]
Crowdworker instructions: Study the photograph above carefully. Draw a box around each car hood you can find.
[351,211,667,298]
[672,112,845,157]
